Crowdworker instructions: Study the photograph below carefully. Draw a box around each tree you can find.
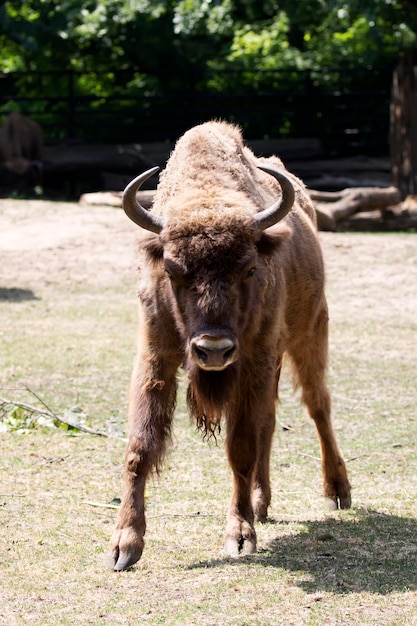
[390,49,417,196]
[1,0,416,93]
[1,0,416,157]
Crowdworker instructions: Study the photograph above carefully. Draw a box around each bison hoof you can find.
[108,527,144,571]
[224,535,257,557]
[325,493,352,511]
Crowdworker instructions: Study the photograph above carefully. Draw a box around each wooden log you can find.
[79,189,156,209]
[79,191,122,207]
[311,186,401,230]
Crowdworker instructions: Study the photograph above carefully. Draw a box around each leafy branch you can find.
[0,387,114,437]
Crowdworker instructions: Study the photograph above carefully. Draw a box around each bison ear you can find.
[256,224,293,256]
[136,232,164,262]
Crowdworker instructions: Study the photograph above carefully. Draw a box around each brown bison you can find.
[0,112,43,190]
[109,121,351,571]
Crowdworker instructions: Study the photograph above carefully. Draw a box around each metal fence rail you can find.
[0,69,392,157]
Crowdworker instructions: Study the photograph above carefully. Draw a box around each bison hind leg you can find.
[288,307,352,510]
[251,486,269,522]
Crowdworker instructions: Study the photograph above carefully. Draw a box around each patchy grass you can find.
[0,200,417,625]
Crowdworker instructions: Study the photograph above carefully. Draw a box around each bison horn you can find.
[255,165,295,230]
[122,166,164,234]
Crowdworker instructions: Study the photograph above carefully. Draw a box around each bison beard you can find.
[186,361,240,436]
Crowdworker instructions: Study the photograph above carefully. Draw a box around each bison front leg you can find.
[224,391,275,556]
[223,362,278,556]
[109,354,178,571]
[109,458,147,571]
[251,408,275,522]
[224,421,258,557]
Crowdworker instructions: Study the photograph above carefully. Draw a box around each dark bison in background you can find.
[0,111,43,192]
[109,120,351,571]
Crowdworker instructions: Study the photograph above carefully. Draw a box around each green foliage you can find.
[173,0,233,35]
[228,13,301,69]
[0,403,60,433]
[307,6,416,70]
[0,0,415,109]
[223,2,414,88]
[0,405,42,432]
[206,13,308,92]
[0,400,89,434]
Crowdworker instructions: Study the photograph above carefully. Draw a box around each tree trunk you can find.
[390,49,417,199]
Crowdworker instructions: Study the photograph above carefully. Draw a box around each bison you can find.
[0,112,43,191]
[109,121,351,571]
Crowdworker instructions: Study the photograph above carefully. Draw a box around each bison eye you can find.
[246,266,256,278]
[164,269,179,286]
[164,264,187,287]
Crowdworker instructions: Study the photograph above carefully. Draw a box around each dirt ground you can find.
[0,199,139,296]
[1,197,416,398]
[1,197,416,311]
[1,199,417,626]
[0,199,415,290]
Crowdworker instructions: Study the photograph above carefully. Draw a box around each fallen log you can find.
[310,186,401,231]
[79,189,156,209]
[79,190,122,208]
[78,187,402,232]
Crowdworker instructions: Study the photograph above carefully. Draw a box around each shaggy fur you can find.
[109,121,351,571]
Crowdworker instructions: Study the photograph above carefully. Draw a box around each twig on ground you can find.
[346,454,369,462]
[40,455,71,465]
[299,452,321,463]
[0,494,26,498]
[84,500,121,509]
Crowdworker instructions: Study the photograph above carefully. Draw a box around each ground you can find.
[1,199,417,626]
[0,198,137,295]
[0,197,415,316]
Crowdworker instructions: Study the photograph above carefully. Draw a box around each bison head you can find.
[123,165,294,430]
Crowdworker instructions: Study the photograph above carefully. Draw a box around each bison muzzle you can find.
[191,332,237,370]
[108,121,351,571]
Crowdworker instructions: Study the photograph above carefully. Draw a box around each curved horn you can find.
[122,166,164,233]
[255,164,295,230]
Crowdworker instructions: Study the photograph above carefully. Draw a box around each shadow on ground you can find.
[188,509,417,595]
[0,287,39,302]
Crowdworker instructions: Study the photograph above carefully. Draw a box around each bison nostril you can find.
[223,347,235,363]
[194,346,208,363]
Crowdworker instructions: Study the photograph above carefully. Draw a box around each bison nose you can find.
[191,335,237,371]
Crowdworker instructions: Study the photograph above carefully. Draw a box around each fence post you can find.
[390,49,417,198]
[68,69,75,139]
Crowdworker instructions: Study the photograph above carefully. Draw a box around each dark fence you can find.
[0,68,392,158]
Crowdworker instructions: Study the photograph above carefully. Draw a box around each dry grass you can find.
[0,199,416,625]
